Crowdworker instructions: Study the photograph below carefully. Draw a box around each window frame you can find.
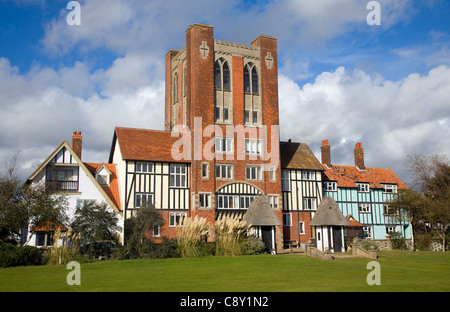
[169,164,188,188]
[169,212,187,227]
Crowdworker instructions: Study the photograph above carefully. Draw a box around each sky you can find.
[0,0,449,184]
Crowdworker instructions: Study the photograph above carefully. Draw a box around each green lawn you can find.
[1,251,449,292]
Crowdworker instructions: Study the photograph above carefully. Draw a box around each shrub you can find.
[360,239,379,251]
[242,236,266,255]
[0,243,44,267]
[415,234,432,251]
[389,231,407,250]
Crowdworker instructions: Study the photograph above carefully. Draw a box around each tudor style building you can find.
[109,23,285,250]
[320,140,411,243]
[25,132,123,247]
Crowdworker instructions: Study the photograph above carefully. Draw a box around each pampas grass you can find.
[177,216,211,258]
[215,216,250,256]
[44,228,83,265]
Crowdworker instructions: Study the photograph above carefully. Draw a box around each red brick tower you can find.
[165,24,283,249]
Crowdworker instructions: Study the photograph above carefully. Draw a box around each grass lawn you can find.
[0,250,449,292]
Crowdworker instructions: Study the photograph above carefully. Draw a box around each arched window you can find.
[244,63,258,94]
[252,66,258,94]
[214,58,231,91]
[173,73,178,104]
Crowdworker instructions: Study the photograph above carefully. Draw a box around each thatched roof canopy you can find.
[309,197,350,226]
[243,196,282,226]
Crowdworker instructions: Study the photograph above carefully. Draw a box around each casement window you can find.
[268,195,278,209]
[96,174,109,185]
[215,164,233,179]
[269,167,276,182]
[385,226,397,235]
[302,170,315,180]
[199,193,211,209]
[324,181,337,191]
[299,222,305,235]
[359,203,371,213]
[169,212,186,227]
[135,193,154,208]
[383,204,399,215]
[153,223,160,237]
[201,163,209,179]
[246,165,262,181]
[303,198,317,210]
[217,195,239,209]
[382,184,398,193]
[283,213,292,226]
[169,164,187,188]
[245,139,262,155]
[240,196,255,209]
[281,169,290,191]
[356,183,370,192]
[215,137,233,153]
[136,162,154,173]
[362,226,372,238]
[76,199,96,209]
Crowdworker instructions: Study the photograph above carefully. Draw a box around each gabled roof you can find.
[109,127,189,163]
[243,196,282,226]
[346,214,364,227]
[309,197,350,226]
[26,141,121,212]
[280,141,324,171]
[84,163,121,211]
[322,164,408,189]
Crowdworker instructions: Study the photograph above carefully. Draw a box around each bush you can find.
[415,234,432,251]
[389,231,407,250]
[360,239,379,251]
[242,236,266,255]
[0,243,44,267]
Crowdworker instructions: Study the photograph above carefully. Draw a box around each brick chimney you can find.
[321,139,331,168]
[72,131,82,160]
[354,142,365,170]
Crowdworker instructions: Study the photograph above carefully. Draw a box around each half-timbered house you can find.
[25,132,123,247]
[320,140,411,242]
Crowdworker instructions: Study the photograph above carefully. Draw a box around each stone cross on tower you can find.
[265,52,274,69]
[200,41,209,59]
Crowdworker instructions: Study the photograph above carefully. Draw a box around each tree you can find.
[70,201,119,246]
[124,204,164,256]
[388,188,428,250]
[407,153,450,251]
[0,152,69,244]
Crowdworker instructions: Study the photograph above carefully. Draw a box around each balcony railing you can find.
[46,180,79,192]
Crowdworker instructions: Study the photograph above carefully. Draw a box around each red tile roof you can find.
[322,164,408,189]
[114,127,189,163]
[84,162,121,211]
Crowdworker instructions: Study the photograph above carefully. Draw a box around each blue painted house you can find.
[320,140,411,243]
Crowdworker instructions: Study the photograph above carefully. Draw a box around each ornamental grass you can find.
[176,216,211,258]
[215,216,250,256]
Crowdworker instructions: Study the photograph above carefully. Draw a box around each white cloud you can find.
[0,56,165,181]
[279,65,450,181]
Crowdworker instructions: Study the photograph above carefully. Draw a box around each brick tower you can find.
[165,24,283,250]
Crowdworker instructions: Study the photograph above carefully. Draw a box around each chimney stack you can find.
[72,131,82,160]
[321,139,331,168]
[354,142,365,170]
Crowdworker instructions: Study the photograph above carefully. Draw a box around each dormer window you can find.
[356,183,370,192]
[95,164,112,186]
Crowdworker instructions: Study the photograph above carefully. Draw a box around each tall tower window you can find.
[214,58,231,90]
[244,62,258,94]
[173,72,178,104]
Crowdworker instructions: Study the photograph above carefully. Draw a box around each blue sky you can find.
[0,0,449,182]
